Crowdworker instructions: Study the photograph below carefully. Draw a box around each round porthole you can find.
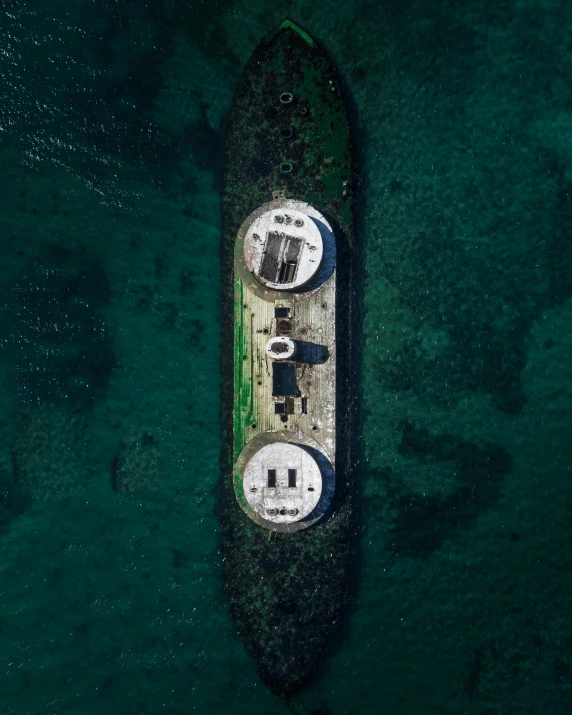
[280,162,293,174]
[280,92,293,104]
[281,128,293,138]
[294,218,304,227]
[274,214,284,223]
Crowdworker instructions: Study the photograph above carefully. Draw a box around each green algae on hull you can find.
[220,20,356,697]
[278,19,315,47]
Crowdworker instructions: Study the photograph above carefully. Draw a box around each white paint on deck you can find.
[243,443,322,523]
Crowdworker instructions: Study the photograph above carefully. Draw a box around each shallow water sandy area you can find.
[1,1,571,713]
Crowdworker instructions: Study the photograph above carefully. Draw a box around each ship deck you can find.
[233,269,336,464]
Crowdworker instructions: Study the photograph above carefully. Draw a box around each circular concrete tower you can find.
[243,442,322,525]
[243,207,323,291]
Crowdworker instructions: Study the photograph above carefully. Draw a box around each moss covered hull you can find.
[220,20,356,697]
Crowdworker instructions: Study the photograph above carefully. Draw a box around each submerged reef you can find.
[112,430,162,493]
[12,404,93,501]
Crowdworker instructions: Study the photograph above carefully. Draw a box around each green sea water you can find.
[1,1,571,713]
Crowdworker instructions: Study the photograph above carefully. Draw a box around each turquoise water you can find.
[1,1,571,713]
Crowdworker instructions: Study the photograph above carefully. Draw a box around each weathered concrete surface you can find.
[243,206,323,289]
[243,442,322,523]
[234,429,336,532]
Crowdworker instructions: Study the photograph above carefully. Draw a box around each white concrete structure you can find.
[265,336,296,360]
[234,197,337,531]
[243,443,322,524]
[243,207,323,290]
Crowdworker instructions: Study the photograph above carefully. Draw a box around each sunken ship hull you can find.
[220,20,356,697]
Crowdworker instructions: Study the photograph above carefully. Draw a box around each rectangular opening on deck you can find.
[278,258,297,284]
[288,469,297,488]
[275,307,290,318]
[259,233,281,282]
[274,402,285,414]
[301,396,308,414]
[259,233,303,284]
[272,363,298,396]
[267,469,277,488]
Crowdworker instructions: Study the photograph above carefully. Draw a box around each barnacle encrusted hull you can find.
[220,20,356,697]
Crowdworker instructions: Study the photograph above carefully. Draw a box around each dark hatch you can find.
[272,362,298,395]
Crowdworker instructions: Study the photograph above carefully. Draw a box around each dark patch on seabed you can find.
[375,421,512,557]
[1,246,114,406]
